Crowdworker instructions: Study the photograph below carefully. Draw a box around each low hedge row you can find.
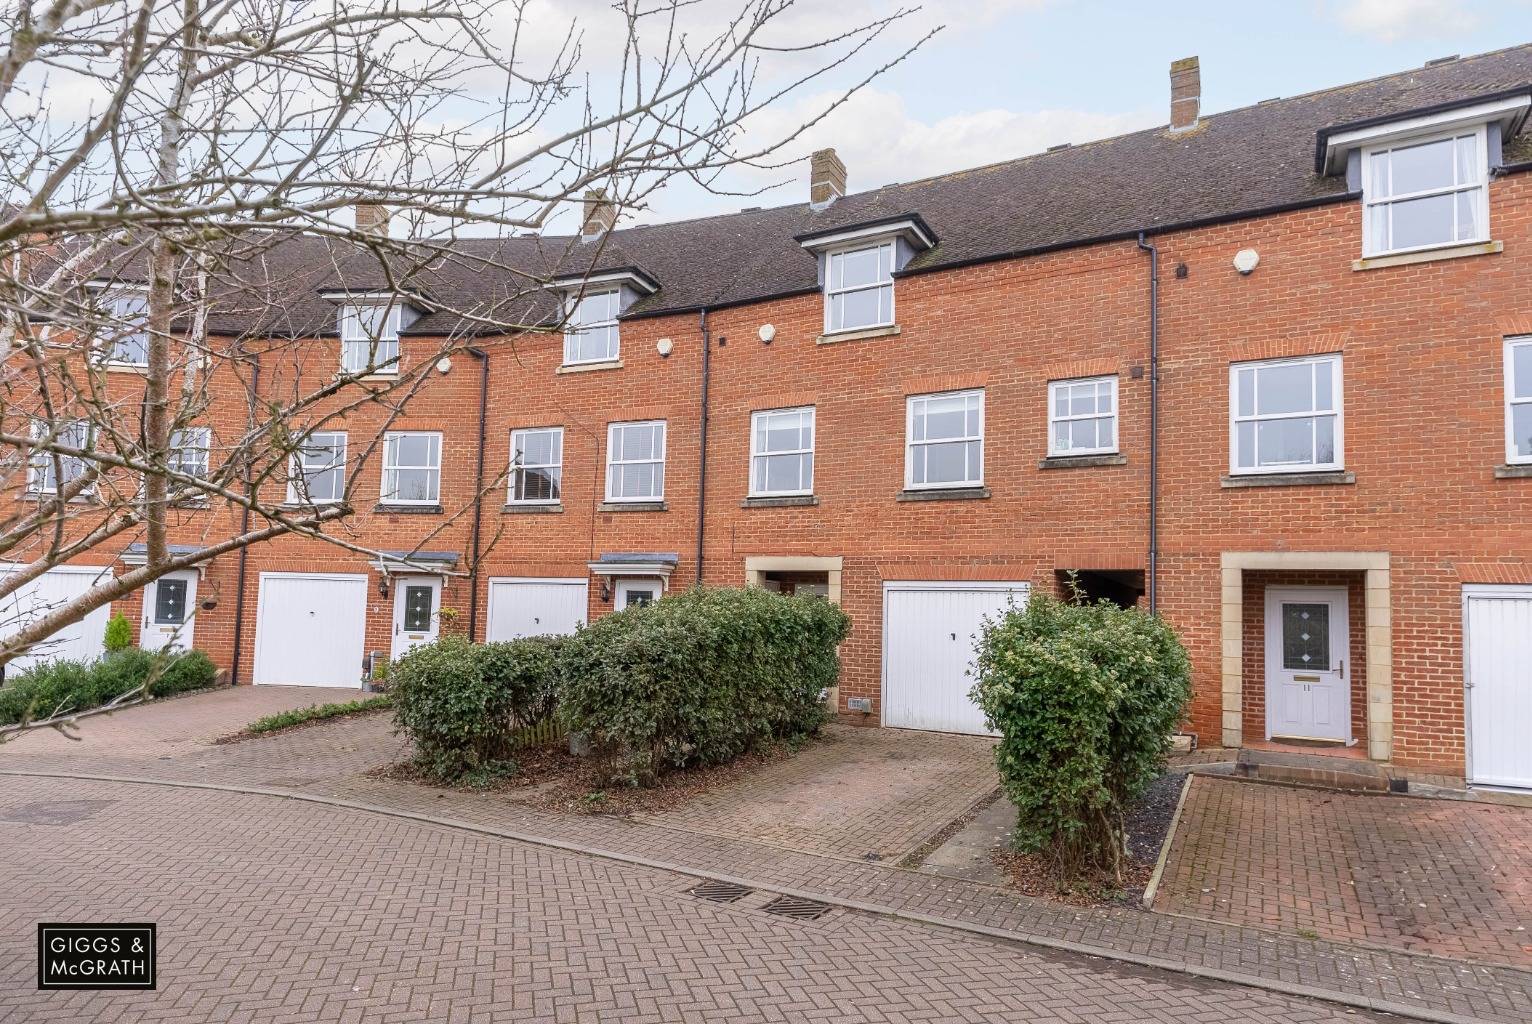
[0,648,219,726]
[389,586,850,786]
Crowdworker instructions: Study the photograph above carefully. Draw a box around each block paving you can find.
[4,687,1532,1022]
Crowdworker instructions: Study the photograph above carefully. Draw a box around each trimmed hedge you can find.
[557,586,850,785]
[0,647,219,726]
[970,593,1192,887]
[389,634,561,782]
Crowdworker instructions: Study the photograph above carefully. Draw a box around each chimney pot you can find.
[809,148,847,208]
[355,203,390,236]
[582,189,616,240]
[1169,56,1201,135]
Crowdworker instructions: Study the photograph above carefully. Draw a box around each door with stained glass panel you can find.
[1263,587,1351,743]
[391,577,442,660]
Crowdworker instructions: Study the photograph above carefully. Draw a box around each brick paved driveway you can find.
[1157,775,1532,966]
[0,775,1383,1023]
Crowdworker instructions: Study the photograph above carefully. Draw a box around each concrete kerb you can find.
[1141,772,1193,910]
[0,767,1503,1024]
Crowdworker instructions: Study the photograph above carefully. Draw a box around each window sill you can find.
[1352,240,1502,271]
[103,362,149,375]
[20,492,96,504]
[816,324,900,345]
[502,502,564,513]
[597,500,667,512]
[741,495,818,508]
[557,359,623,375]
[1220,470,1355,489]
[373,503,443,514]
[1039,453,1127,469]
[896,486,990,502]
[1494,464,1532,479]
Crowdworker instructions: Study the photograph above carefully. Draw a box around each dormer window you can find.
[340,303,402,374]
[1362,130,1486,257]
[797,216,935,340]
[826,242,894,333]
[104,292,150,365]
[563,288,621,365]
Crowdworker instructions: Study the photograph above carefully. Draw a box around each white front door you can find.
[1265,586,1351,743]
[391,576,442,659]
[1464,585,1532,790]
[615,578,660,610]
[882,581,1029,735]
[140,571,197,651]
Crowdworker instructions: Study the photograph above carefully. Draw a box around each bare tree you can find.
[0,0,928,709]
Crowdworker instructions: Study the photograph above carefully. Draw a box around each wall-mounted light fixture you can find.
[598,577,611,602]
[377,574,390,598]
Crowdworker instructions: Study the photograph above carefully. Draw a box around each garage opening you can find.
[1056,569,1143,609]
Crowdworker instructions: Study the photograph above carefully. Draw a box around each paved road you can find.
[1,775,1379,1023]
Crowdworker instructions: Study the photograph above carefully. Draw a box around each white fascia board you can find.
[547,269,660,295]
[1323,95,1531,174]
[798,219,935,254]
[586,560,675,578]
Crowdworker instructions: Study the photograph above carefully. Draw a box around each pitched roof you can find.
[56,44,1532,337]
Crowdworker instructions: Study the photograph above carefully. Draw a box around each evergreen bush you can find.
[0,647,219,726]
[970,592,1192,887]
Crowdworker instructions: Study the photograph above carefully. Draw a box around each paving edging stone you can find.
[0,767,1515,1024]
[1141,772,1192,909]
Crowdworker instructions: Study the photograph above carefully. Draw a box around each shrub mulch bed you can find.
[366,734,820,816]
[990,770,1187,908]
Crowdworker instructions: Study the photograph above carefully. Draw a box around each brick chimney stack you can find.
[1169,57,1201,135]
[809,148,847,208]
[355,203,390,236]
[581,189,616,241]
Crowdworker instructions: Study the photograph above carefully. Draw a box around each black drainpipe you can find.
[695,309,711,585]
[230,349,260,686]
[466,347,489,641]
[1136,232,1159,616]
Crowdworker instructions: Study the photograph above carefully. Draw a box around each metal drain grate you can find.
[761,895,832,921]
[689,881,754,903]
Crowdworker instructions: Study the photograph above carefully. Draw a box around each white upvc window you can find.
[750,407,815,496]
[1048,377,1118,456]
[606,420,665,501]
[825,241,894,333]
[28,419,93,494]
[906,389,983,489]
[288,431,347,504]
[1506,337,1532,465]
[1230,355,1343,474]
[563,288,621,365]
[381,431,441,504]
[170,427,211,480]
[101,292,150,365]
[1362,127,1487,257]
[510,426,563,502]
[340,304,402,374]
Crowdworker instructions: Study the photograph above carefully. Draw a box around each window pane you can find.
[1281,603,1331,671]
[1255,363,1314,415]
[1314,360,1333,411]
[1237,421,1256,469]
[1315,416,1336,465]
[154,580,187,625]
[921,397,970,441]
[1455,134,1478,184]
[1387,137,1455,196]
[922,440,970,485]
[1455,188,1481,241]
[835,287,883,330]
[394,434,434,467]
[403,586,433,631]
[516,466,560,501]
[1256,417,1315,467]
[1514,344,1532,399]
[764,454,805,492]
[1237,369,1256,418]
[1388,192,1455,251]
[1054,390,1069,418]
[837,247,884,288]
[878,283,893,325]
[1512,403,1532,458]
[390,468,436,502]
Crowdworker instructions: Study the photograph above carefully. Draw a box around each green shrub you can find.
[970,593,1192,887]
[103,612,133,653]
[556,586,850,786]
[247,695,390,735]
[0,647,220,726]
[389,634,561,782]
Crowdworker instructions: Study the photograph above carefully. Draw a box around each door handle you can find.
[1339,660,1345,678]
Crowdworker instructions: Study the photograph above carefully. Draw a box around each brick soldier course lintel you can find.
[1217,552,1393,761]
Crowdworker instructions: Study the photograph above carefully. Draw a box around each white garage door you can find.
[253,572,368,686]
[1465,585,1532,790]
[882,581,1029,735]
[0,564,113,671]
[486,578,587,640]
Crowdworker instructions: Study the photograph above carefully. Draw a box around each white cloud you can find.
[636,86,1155,221]
[1326,0,1483,43]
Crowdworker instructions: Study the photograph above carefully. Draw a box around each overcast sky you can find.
[620,0,1532,226]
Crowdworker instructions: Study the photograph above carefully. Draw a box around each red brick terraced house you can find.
[9,45,1532,789]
